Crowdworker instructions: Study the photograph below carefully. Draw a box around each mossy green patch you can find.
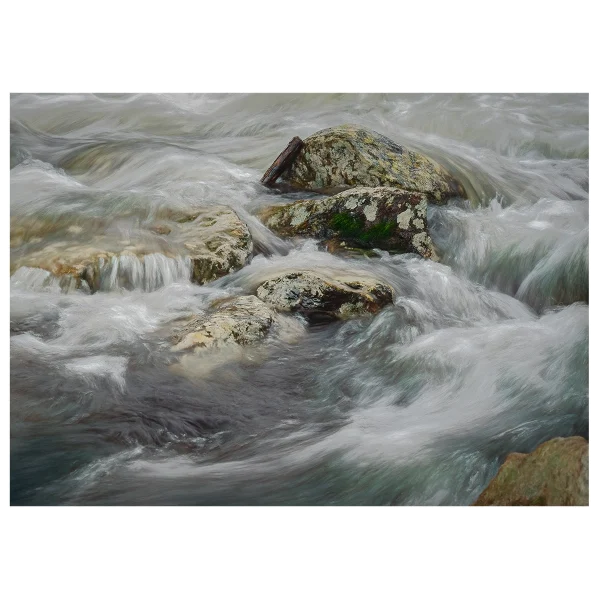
[360,220,395,243]
[329,213,395,245]
[329,213,363,237]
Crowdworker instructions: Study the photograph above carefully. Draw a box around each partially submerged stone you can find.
[171,295,276,352]
[256,270,394,322]
[474,436,589,506]
[277,125,466,204]
[10,205,253,292]
[174,206,253,285]
[168,295,306,379]
[260,187,439,260]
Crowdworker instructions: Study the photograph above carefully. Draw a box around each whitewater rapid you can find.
[10,93,588,505]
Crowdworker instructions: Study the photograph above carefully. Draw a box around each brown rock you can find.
[474,436,589,506]
[10,205,253,292]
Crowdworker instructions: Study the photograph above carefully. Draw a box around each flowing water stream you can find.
[10,93,589,505]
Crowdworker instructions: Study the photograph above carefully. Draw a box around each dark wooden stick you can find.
[260,136,304,186]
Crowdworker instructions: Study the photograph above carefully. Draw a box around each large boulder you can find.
[474,436,589,506]
[256,270,394,322]
[277,125,466,204]
[171,295,276,352]
[10,205,253,292]
[259,186,438,260]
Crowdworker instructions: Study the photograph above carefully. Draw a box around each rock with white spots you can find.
[276,125,466,204]
[168,295,307,379]
[171,295,277,352]
[174,206,253,285]
[256,270,394,322]
[259,187,438,260]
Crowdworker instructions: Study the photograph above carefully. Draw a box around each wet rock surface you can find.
[260,186,439,260]
[174,206,253,285]
[256,270,394,322]
[171,295,277,352]
[10,205,253,292]
[277,125,466,203]
[474,436,589,506]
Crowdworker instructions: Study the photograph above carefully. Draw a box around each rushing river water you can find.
[10,93,589,505]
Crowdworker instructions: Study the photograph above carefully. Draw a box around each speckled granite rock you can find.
[278,125,466,204]
[171,295,276,352]
[474,436,589,506]
[256,270,394,321]
[259,186,439,260]
[174,206,253,285]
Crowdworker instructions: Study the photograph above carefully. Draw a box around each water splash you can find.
[94,253,191,292]
[432,197,588,311]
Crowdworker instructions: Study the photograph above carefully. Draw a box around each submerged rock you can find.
[256,270,394,322]
[171,295,276,352]
[260,186,439,260]
[474,436,589,506]
[277,125,466,204]
[58,141,137,181]
[10,205,253,292]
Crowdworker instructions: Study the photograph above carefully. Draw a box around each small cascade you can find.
[10,266,61,291]
[11,254,192,294]
[93,253,192,292]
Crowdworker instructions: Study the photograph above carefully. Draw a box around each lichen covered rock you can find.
[10,205,253,292]
[175,206,253,285]
[171,295,276,352]
[474,436,589,506]
[256,271,393,321]
[260,187,438,259]
[278,125,466,204]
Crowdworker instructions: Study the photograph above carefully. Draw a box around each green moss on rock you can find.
[329,214,395,244]
[360,220,396,243]
[329,213,363,237]
[259,186,439,260]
